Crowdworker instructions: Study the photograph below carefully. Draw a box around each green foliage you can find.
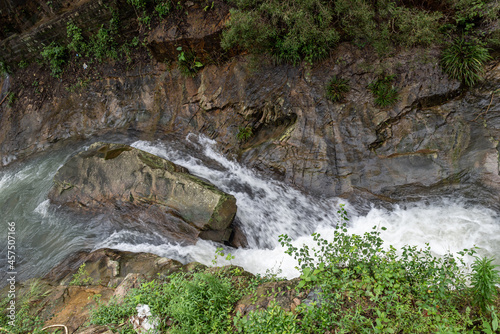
[41,42,67,78]
[155,0,172,18]
[325,76,350,102]
[471,256,500,311]
[0,279,49,334]
[212,247,235,266]
[69,263,94,286]
[221,0,339,64]
[6,92,16,107]
[233,300,299,333]
[441,37,491,86]
[177,46,204,77]
[88,27,118,61]
[0,61,10,76]
[167,272,237,333]
[279,204,481,333]
[237,126,253,142]
[91,271,240,333]
[368,74,399,107]
[67,22,86,53]
[18,60,29,69]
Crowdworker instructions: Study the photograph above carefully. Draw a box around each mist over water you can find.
[1,135,499,284]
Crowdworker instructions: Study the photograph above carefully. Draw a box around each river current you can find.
[1,134,499,285]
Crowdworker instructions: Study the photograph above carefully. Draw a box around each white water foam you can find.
[93,136,500,278]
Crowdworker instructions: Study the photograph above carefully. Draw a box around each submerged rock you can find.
[48,142,237,244]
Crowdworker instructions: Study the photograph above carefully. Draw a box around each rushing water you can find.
[1,134,500,285]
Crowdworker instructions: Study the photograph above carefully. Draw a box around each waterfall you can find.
[1,135,499,284]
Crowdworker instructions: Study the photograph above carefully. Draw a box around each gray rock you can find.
[48,143,237,243]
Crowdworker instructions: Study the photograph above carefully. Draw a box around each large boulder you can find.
[48,142,237,243]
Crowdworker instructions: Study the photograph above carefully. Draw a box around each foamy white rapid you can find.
[93,135,500,278]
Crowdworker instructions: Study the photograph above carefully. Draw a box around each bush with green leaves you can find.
[368,74,399,107]
[177,46,204,77]
[0,279,49,334]
[279,204,488,333]
[91,271,240,333]
[221,0,340,64]
[237,126,253,142]
[325,76,350,102]
[441,37,491,86]
[233,300,299,333]
[471,256,500,312]
[67,22,86,53]
[41,42,68,78]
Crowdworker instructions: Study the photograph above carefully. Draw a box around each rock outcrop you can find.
[48,142,237,244]
[0,0,499,206]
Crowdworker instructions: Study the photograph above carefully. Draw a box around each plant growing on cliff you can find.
[441,37,491,86]
[69,263,94,286]
[177,46,204,77]
[237,126,253,142]
[368,74,399,107]
[325,76,350,102]
[221,0,339,64]
[67,22,86,53]
[41,42,68,78]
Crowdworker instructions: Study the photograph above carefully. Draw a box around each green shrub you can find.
[471,256,500,312]
[279,204,476,333]
[237,126,253,142]
[67,22,86,53]
[91,272,239,333]
[368,74,399,107]
[155,0,172,18]
[0,279,49,334]
[221,0,339,64]
[177,47,204,77]
[41,42,67,77]
[325,76,350,102]
[167,272,238,333]
[233,300,299,333]
[69,263,94,286]
[87,27,118,61]
[441,37,491,86]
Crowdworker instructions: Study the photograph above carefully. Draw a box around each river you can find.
[1,134,500,285]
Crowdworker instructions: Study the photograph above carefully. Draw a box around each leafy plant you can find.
[6,92,16,107]
[233,300,298,333]
[91,271,240,333]
[441,37,491,86]
[18,60,29,69]
[177,46,204,77]
[368,74,399,107]
[155,0,172,18]
[237,126,253,142]
[325,76,350,102]
[222,0,339,65]
[69,263,94,286]
[212,247,235,266]
[470,256,500,311]
[167,272,238,333]
[280,204,477,333]
[41,42,68,78]
[0,279,49,334]
[88,27,118,61]
[67,22,86,53]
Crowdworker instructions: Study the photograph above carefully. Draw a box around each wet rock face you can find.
[48,142,237,243]
[1,0,499,203]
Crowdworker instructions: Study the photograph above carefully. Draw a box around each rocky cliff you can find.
[1,0,499,203]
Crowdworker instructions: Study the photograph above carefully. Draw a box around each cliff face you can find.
[1,0,499,203]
